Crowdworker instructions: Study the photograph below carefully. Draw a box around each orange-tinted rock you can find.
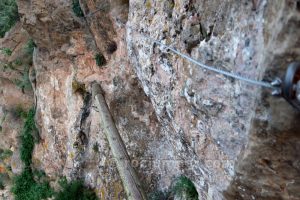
[0,0,299,199]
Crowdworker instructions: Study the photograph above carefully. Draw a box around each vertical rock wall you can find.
[0,0,299,199]
[15,0,188,199]
[0,23,33,199]
[225,1,300,199]
[127,0,300,199]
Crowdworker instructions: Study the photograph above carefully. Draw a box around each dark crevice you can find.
[79,93,92,129]
[107,41,117,54]
[71,92,92,179]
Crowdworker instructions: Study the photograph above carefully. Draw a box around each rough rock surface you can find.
[0,22,33,199]
[127,0,300,199]
[0,0,299,199]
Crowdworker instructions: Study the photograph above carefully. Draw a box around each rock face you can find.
[127,0,300,199]
[0,22,33,199]
[0,0,299,199]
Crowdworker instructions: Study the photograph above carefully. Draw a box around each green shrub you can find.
[92,142,99,153]
[11,105,28,119]
[20,131,34,167]
[55,177,98,200]
[24,39,36,55]
[12,108,99,200]
[12,108,53,200]
[12,105,28,120]
[19,108,36,167]
[14,59,23,66]
[94,53,106,66]
[1,59,23,72]
[2,62,15,71]
[14,66,32,92]
[148,176,198,200]
[32,170,47,180]
[0,0,19,38]
[72,0,84,17]
[11,168,53,200]
[1,47,12,56]
[171,176,198,200]
[0,149,13,160]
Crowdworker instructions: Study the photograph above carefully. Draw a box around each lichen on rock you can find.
[0,0,300,199]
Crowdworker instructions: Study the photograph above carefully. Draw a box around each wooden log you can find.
[92,83,147,200]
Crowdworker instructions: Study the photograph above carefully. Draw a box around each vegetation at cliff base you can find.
[1,47,12,56]
[149,176,198,200]
[55,178,98,200]
[11,108,98,200]
[171,176,198,199]
[19,108,37,166]
[11,108,53,200]
[0,0,19,37]
[12,168,53,200]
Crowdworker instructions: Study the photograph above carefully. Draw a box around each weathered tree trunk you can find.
[92,83,147,200]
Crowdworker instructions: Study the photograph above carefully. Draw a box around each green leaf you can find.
[0,0,19,38]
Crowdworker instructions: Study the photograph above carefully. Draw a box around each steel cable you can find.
[137,33,275,89]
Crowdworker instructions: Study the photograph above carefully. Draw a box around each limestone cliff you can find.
[0,0,299,199]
